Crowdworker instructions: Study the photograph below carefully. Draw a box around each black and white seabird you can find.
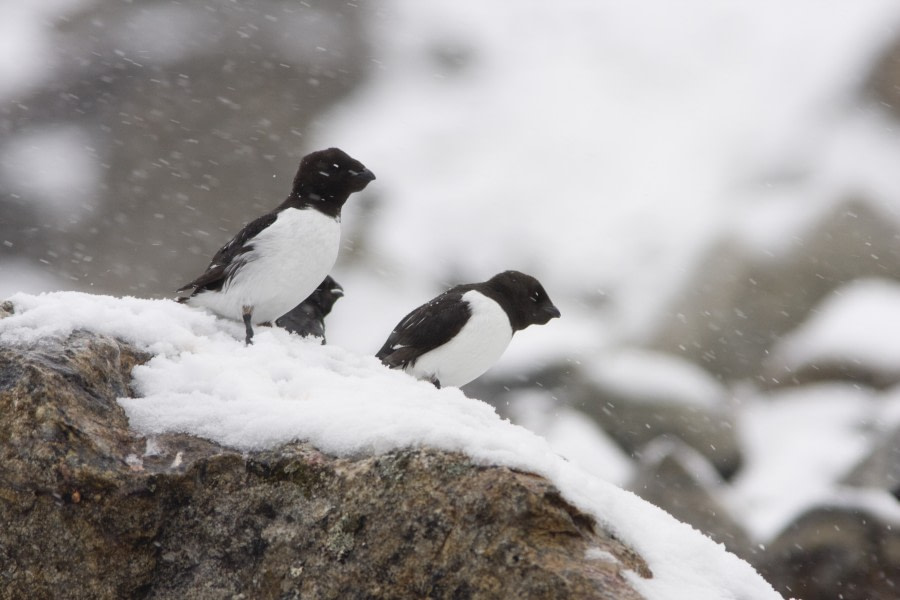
[274,275,343,343]
[376,270,560,388]
[176,148,374,345]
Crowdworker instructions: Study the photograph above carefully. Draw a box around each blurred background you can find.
[2,1,900,598]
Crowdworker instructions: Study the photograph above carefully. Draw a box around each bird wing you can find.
[376,286,474,369]
[176,212,278,296]
[275,303,323,337]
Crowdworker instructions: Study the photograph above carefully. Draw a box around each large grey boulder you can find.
[565,350,743,479]
[649,198,900,381]
[762,278,900,390]
[866,34,900,119]
[0,326,651,599]
[842,425,900,497]
[755,505,900,600]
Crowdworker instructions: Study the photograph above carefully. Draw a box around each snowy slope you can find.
[0,291,782,600]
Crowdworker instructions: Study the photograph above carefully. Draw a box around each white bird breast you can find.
[190,208,340,324]
[408,290,513,387]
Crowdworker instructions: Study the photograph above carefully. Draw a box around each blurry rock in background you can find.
[843,424,900,499]
[568,349,742,479]
[763,278,900,390]
[756,505,900,600]
[867,33,900,121]
[0,0,371,298]
[503,388,634,487]
[649,198,900,382]
[627,436,751,558]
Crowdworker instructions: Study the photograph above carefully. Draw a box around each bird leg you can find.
[427,375,441,389]
[242,305,254,345]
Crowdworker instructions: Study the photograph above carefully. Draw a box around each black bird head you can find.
[485,270,560,331]
[308,275,345,316]
[292,148,375,201]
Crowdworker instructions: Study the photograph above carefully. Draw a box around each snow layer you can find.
[581,348,727,407]
[0,291,782,600]
[771,278,900,376]
[726,384,884,540]
[506,389,634,486]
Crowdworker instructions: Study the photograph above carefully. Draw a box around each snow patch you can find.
[583,348,727,407]
[770,278,900,377]
[726,383,877,540]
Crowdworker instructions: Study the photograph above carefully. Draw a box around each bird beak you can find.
[353,168,376,182]
[332,287,345,297]
[543,304,561,319]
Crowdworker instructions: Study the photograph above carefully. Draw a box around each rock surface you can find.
[570,378,742,480]
[866,34,900,119]
[755,505,900,600]
[0,327,650,599]
[842,426,900,498]
[649,198,900,381]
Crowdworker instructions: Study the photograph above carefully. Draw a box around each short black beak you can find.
[354,168,376,182]
[543,304,561,319]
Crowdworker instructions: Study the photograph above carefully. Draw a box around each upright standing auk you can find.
[376,270,560,388]
[176,148,374,344]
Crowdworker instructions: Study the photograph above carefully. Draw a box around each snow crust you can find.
[0,291,782,600]
[581,349,727,408]
[726,384,880,540]
[770,278,900,376]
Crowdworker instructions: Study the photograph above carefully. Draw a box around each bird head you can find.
[488,270,560,330]
[311,275,345,316]
[292,148,376,198]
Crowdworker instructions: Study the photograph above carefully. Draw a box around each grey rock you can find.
[569,372,741,479]
[755,505,900,600]
[475,352,742,479]
[762,355,900,391]
[0,329,652,599]
[762,279,900,390]
[628,437,751,558]
[649,198,900,381]
[842,426,900,497]
[866,34,900,120]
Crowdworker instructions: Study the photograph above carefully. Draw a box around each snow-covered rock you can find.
[0,291,783,600]
[629,437,752,559]
[756,504,900,600]
[765,278,900,389]
[568,349,742,478]
[650,199,900,381]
